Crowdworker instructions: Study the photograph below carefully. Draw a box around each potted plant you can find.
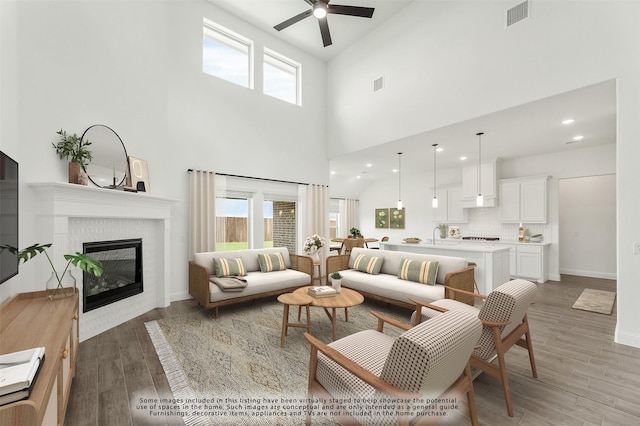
[52,129,93,185]
[329,271,342,293]
[17,243,104,299]
[349,227,362,238]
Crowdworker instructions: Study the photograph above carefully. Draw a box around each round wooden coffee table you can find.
[294,286,364,341]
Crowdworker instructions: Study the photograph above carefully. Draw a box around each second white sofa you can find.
[326,247,476,308]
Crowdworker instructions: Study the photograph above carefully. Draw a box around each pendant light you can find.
[476,132,484,207]
[432,144,438,208]
[397,152,403,210]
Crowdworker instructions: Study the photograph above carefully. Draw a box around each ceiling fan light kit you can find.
[274,0,375,47]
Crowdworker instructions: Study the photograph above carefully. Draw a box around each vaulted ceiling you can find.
[208,1,616,198]
[209,0,413,61]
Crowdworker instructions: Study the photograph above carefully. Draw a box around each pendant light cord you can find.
[398,152,402,204]
[476,132,483,195]
[432,144,438,199]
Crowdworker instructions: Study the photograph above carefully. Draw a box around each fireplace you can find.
[83,238,143,313]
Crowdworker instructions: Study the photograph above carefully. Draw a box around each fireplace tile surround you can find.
[30,182,176,341]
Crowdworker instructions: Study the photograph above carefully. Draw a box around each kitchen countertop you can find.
[414,239,551,247]
[380,241,511,253]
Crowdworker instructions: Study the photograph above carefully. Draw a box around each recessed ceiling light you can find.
[572,135,584,141]
[330,171,336,175]
[460,156,467,161]
[436,147,444,152]
[365,163,372,167]
[392,168,398,173]
[356,175,361,179]
[562,118,575,125]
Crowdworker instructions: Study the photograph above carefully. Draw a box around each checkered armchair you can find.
[411,279,538,417]
[304,309,482,426]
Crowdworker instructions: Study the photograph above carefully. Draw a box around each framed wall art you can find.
[127,156,150,193]
[390,207,405,229]
[375,208,389,228]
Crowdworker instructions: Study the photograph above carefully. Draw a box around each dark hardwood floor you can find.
[64,275,640,425]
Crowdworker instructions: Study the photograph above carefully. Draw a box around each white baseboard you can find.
[615,325,640,349]
[559,268,617,280]
[171,291,192,302]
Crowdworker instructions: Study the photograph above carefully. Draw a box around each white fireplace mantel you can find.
[29,182,177,340]
[29,182,176,220]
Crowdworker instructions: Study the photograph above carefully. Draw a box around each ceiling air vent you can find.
[506,0,530,28]
[373,76,384,92]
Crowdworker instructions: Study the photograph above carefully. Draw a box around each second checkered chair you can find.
[411,279,538,417]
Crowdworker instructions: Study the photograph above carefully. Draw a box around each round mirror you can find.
[81,124,128,188]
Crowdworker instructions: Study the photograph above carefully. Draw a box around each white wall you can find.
[559,174,616,279]
[0,0,327,303]
[327,1,640,347]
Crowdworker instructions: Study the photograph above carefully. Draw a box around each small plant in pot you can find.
[52,129,93,185]
[329,271,342,293]
[17,243,104,299]
[349,227,362,238]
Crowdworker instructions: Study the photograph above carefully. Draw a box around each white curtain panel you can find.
[339,198,357,236]
[189,170,217,259]
[300,184,330,274]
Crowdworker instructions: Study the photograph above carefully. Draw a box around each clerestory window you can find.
[203,19,253,89]
[263,48,301,105]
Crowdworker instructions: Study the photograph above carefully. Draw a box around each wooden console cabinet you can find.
[0,290,79,425]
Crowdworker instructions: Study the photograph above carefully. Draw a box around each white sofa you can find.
[326,247,476,309]
[189,247,312,318]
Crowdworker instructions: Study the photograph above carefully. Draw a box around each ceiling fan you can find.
[274,0,375,47]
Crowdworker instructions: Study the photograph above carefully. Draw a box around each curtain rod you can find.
[330,197,360,201]
[187,169,309,186]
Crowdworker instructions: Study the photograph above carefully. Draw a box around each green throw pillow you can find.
[398,258,439,286]
[213,257,247,278]
[258,253,286,272]
[353,254,384,275]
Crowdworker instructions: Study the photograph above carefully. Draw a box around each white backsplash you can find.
[444,208,551,242]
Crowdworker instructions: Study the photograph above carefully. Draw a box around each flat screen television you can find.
[0,151,19,284]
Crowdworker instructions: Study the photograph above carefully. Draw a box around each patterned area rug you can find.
[572,288,616,314]
[145,297,409,425]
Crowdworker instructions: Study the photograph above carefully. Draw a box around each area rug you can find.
[144,298,408,426]
[572,288,616,314]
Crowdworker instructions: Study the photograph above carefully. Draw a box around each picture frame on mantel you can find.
[127,156,150,193]
[375,208,389,228]
[390,207,405,229]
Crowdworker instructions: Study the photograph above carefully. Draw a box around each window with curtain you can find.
[215,197,249,251]
[215,177,300,252]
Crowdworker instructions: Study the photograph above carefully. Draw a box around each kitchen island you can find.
[380,241,511,294]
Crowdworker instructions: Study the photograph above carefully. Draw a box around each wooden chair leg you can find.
[523,317,538,378]
[492,327,514,417]
[464,363,479,426]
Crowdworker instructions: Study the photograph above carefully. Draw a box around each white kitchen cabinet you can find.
[516,244,549,283]
[498,176,549,223]
[433,185,467,223]
[462,159,501,208]
[502,243,517,277]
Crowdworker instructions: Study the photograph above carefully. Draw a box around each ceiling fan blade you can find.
[303,0,314,5]
[327,5,375,18]
[318,18,332,47]
[274,9,313,31]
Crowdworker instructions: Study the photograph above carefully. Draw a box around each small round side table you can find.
[277,292,313,347]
